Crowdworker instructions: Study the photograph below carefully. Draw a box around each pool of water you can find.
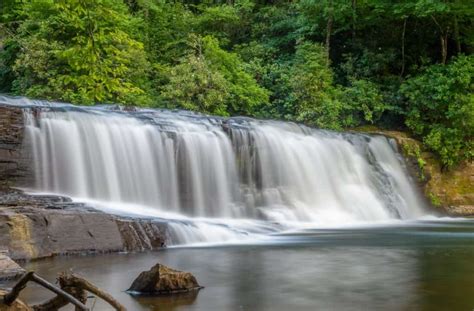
[6,219,474,311]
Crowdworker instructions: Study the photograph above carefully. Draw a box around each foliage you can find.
[402,142,426,181]
[7,0,151,105]
[0,0,473,167]
[290,42,343,130]
[401,55,474,168]
[341,79,386,127]
[160,35,269,116]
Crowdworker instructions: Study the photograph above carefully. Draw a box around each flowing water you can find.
[0,95,433,244]
[1,96,473,310]
[8,219,474,311]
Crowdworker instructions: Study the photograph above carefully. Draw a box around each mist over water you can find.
[15,96,431,244]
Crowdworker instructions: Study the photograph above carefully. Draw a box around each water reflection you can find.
[4,221,474,311]
[134,291,199,311]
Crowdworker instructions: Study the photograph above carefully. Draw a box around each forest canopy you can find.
[0,0,473,167]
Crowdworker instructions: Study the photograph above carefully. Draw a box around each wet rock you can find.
[445,205,474,216]
[128,263,203,295]
[0,253,25,280]
[0,189,168,260]
[0,105,33,188]
[117,220,166,252]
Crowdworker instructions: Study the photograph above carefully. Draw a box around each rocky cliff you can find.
[0,105,32,188]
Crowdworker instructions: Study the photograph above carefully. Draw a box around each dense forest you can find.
[0,0,472,168]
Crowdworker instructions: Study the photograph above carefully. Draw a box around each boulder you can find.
[128,263,203,295]
[0,253,25,280]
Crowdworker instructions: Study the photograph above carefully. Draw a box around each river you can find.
[13,219,474,311]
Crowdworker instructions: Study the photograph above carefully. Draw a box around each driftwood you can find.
[33,284,87,311]
[3,271,88,310]
[60,273,126,311]
[4,271,126,311]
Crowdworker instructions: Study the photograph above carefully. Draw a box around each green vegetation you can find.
[401,142,426,181]
[401,55,473,169]
[1,0,473,167]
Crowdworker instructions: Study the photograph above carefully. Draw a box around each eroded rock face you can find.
[445,205,474,216]
[128,263,202,295]
[0,190,168,260]
[0,105,33,188]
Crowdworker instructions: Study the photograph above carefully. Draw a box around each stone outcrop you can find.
[117,220,166,252]
[0,105,32,188]
[128,263,202,295]
[0,253,25,281]
[444,205,474,216]
[0,189,168,261]
[0,103,169,260]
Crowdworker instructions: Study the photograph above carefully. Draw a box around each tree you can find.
[401,55,473,168]
[10,0,151,105]
[290,42,343,130]
[341,79,385,127]
[160,35,269,116]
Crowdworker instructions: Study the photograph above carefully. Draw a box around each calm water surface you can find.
[9,219,474,311]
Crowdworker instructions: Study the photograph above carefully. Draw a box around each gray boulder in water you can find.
[127,263,203,295]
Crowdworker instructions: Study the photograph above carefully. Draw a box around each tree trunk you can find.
[431,16,449,65]
[352,0,357,42]
[440,33,448,64]
[400,18,407,76]
[325,0,334,64]
[454,16,461,54]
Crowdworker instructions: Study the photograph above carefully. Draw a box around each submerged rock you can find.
[128,263,203,295]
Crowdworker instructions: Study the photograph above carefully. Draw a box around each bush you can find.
[160,35,269,116]
[290,42,343,130]
[341,79,386,127]
[401,55,474,168]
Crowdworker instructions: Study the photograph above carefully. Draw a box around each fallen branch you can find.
[33,285,87,311]
[3,271,89,311]
[57,273,126,311]
[4,271,126,311]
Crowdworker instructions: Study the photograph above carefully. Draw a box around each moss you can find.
[428,192,442,207]
[401,142,426,181]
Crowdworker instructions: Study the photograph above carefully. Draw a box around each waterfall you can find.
[12,97,429,244]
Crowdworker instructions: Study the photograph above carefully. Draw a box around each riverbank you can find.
[6,220,474,311]
[0,188,168,264]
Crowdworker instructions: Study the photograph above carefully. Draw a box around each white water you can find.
[18,100,429,245]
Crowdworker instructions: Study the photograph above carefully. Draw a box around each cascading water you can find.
[5,96,429,245]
